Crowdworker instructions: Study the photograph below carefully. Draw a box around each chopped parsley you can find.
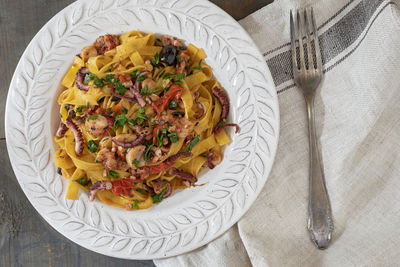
[88,140,98,153]
[141,85,148,95]
[176,55,183,63]
[152,188,167,203]
[121,107,128,114]
[132,159,140,168]
[128,119,136,126]
[162,127,168,134]
[76,106,84,113]
[168,100,178,109]
[132,200,140,210]
[59,113,62,119]
[167,132,179,143]
[114,81,127,95]
[144,144,154,161]
[174,80,183,85]
[136,108,148,125]
[152,52,160,66]
[135,188,143,193]
[150,87,164,94]
[104,74,115,82]
[185,136,200,152]
[105,64,113,72]
[84,73,104,88]
[131,70,141,79]
[108,170,119,178]
[175,73,185,80]
[217,120,226,128]
[157,69,166,78]
[87,115,98,121]
[113,114,128,130]
[136,75,146,82]
[162,73,174,80]
[189,59,203,74]
[74,177,90,187]
[157,132,163,147]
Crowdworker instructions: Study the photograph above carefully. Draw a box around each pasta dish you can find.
[54,31,239,210]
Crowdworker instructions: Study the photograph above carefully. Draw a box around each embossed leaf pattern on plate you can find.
[5,0,279,260]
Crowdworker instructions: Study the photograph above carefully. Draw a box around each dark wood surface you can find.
[0,0,273,266]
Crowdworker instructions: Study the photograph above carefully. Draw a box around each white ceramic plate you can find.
[5,0,279,259]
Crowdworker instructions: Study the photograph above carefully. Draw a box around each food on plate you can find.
[54,31,239,210]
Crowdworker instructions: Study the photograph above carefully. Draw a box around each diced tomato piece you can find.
[152,84,182,116]
[111,178,134,196]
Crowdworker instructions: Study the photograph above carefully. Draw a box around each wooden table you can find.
[0,0,272,266]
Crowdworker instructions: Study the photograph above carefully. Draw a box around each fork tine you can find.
[304,9,314,70]
[311,7,323,72]
[297,10,306,70]
[290,10,297,73]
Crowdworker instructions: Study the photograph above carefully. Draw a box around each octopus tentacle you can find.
[131,83,146,107]
[153,180,172,198]
[215,123,240,134]
[165,152,192,163]
[89,181,112,201]
[55,122,68,137]
[111,134,146,148]
[110,84,136,102]
[212,86,229,120]
[193,91,204,119]
[65,118,84,157]
[169,168,197,183]
[75,67,90,91]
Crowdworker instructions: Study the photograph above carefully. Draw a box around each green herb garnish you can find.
[152,188,167,203]
[141,85,148,95]
[158,69,166,78]
[132,159,140,168]
[113,114,128,130]
[104,74,115,82]
[162,73,174,80]
[137,75,146,82]
[175,73,185,80]
[149,87,164,94]
[217,120,226,128]
[115,81,127,95]
[128,119,136,126]
[121,107,128,114]
[76,106,84,113]
[108,170,119,178]
[87,115,98,121]
[174,80,183,85]
[84,74,91,84]
[88,140,98,153]
[144,144,154,161]
[168,100,178,109]
[189,59,203,74]
[167,132,179,143]
[162,127,167,134]
[105,64,113,72]
[74,177,90,187]
[157,132,163,147]
[131,70,141,79]
[185,136,200,152]
[153,53,160,65]
[176,55,183,63]
[132,200,140,210]
[59,113,62,119]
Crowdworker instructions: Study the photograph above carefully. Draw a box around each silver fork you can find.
[290,8,333,249]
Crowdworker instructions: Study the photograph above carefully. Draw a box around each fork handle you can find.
[305,94,333,249]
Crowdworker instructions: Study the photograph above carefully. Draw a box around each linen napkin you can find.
[155,0,400,265]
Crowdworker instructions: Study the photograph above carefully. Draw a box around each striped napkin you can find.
[155,0,400,265]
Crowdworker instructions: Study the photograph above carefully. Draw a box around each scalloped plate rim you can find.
[5,0,280,260]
